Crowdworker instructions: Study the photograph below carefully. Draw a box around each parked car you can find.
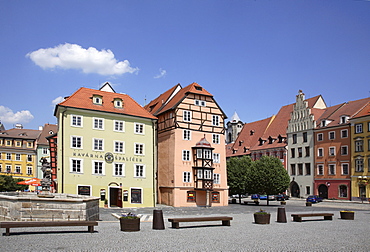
[251,194,260,200]
[306,195,323,203]
[276,194,290,201]
[254,194,275,200]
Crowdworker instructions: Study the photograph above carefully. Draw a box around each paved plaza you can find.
[1,198,369,251]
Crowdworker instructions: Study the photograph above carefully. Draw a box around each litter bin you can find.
[152,210,165,230]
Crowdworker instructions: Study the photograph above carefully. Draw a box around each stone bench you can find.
[291,213,334,222]
[168,216,232,229]
[0,221,98,236]
[243,200,259,205]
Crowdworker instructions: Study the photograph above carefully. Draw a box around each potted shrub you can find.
[253,209,271,224]
[104,199,108,208]
[340,210,355,220]
[280,201,286,205]
[120,212,140,231]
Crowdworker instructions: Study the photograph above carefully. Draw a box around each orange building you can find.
[145,83,228,207]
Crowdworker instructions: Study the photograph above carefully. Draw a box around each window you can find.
[341,146,348,155]
[197,169,203,179]
[212,115,220,126]
[291,148,295,158]
[114,163,125,176]
[183,110,191,122]
[183,171,191,183]
[317,165,324,175]
[303,132,307,142]
[114,141,125,153]
[6,153,11,160]
[93,138,104,151]
[0,164,2,172]
[194,99,206,106]
[298,147,302,157]
[6,140,11,146]
[71,136,82,149]
[93,118,104,130]
[93,161,104,175]
[355,140,363,152]
[212,192,220,203]
[329,147,335,156]
[329,164,336,175]
[342,163,349,175]
[187,191,196,202]
[213,153,220,163]
[204,149,212,159]
[355,123,363,133]
[131,188,142,204]
[43,148,48,155]
[134,143,144,155]
[355,159,364,172]
[93,95,102,105]
[213,173,220,184]
[317,133,323,141]
[339,185,347,198]
[291,164,296,175]
[114,98,123,108]
[71,159,82,173]
[305,163,311,175]
[212,134,220,144]
[368,139,370,151]
[16,141,21,147]
[15,166,21,173]
[134,123,144,134]
[298,164,303,175]
[182,150,190,161]
[27,166,32,175]
[183,130,191,140]
[27,142,33,148]
[114,120,125,132]
[329,131,335,140]
[317,148,323,157]
[78,185,91,196]
[204,170,212,179]
[71,115,82,127]
[305,146,310,157]
[6,165,11,173]
[341,129,348,138]
[306,186,310,195]
[15,154,21,161]
[27,155,32,162]
[292,134,297,144]
[340,116,348,124]
[134,164,145,177]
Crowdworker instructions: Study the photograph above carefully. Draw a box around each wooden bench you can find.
[168,216,233,229]
[291,213,334,222]
[0,221,98,236]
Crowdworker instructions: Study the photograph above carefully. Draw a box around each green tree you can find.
[0,175,28,192]
[245,156,290,205]
[227,156,253,203]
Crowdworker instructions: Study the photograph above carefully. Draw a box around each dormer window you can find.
[93,95,103,105]
[340,116,349,124]
[195,86,202,91]
[114,98,123,108]
[321,121,326,127]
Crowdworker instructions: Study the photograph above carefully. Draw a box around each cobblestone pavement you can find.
[1,198,369,251]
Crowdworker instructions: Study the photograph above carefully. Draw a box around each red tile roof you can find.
[37,124,58,145]
[56,87,157,120]
[352,101,370,119]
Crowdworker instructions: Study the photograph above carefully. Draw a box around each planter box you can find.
[306,202,312,206]
[120,218,140,231]
[280,201,286,205]
[254,213,270,224]
[340,212,354,220]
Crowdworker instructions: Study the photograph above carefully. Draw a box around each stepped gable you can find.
[227,117,273,157]
[56,87,156,120]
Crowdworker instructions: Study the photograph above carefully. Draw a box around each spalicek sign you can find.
[72,151,143,163]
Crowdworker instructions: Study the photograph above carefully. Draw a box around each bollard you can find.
[152,210,165,230]
[277,207,287,223]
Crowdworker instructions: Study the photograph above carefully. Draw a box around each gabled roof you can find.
[0,128,41,140]
[352,101,370,119]
[37,124,58,145]
[55,86,157,120]
[144,84,181,116]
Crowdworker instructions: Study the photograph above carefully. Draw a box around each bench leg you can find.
[222,220,230,226]
[293,216,302,222]
[88,226,94,233]
[171,222,180,229]
[5,228,10,236]
[324,216,332,221]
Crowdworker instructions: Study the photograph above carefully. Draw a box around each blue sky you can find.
[0,0,369,130]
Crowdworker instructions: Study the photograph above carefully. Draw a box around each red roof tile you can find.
[352,101,370,119]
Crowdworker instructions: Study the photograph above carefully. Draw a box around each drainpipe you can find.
[60,107,66,193]
[152,119,158,206]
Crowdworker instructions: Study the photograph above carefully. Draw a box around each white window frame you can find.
[93,138,104,151]
[204,170,212,179]
[134,143,144,155]
[114,141,125,153]
[183,130,191,140]
[213,153,220,163]
[355,159,364,172]
[183,171,191,183]
[113,163,125,177]
[317,164,324,175]
[71,115,83,127]
[134,164,145,178]
[134,123,145,135]
[43,148,48,155]
[27,166,32,175]
[355,123,363,133]
[93,117,104,130]
[213,173,220,184]
[183,110,191,122]
[71,136,83,149]
[92,160,105,175]
[182,150,190,161]
[194,99,206,107]
[355,140,363,152]
[212,115,220,126]
[113,120,125,132]
[328,131,335,140]
[341,163,349,175]
[212,134,220,144]
[317,148,324,157]
[204,149,212,159]
[70,158,83,173]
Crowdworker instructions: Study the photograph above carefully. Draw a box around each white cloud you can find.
[26,43,139,76]
[51,96,65,106]
[154,68,167,79]
[0,106,34,124]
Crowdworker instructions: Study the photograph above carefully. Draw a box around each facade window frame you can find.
[329,131,335,140]
[113,120,125,132]
[317,133,323,141]
[70,158,83,173]
[317,164,324,175]
[93,160,105,175]
[183,171,191,183]
[183,110,192,122]
[134,164,145,178]
[71,115,83,127]
[134,143,144,155]
[355,123,363,134]
[341,163,349,175]
[113,163,125,177]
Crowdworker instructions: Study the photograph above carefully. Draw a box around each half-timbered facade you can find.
[145,83,228,207]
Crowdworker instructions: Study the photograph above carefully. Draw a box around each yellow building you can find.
[0,124,41,187]
[54,83,157,207]
[350,102,370,201]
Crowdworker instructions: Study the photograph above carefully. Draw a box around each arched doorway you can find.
[290,181,300,198]
[318,184,328,199]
